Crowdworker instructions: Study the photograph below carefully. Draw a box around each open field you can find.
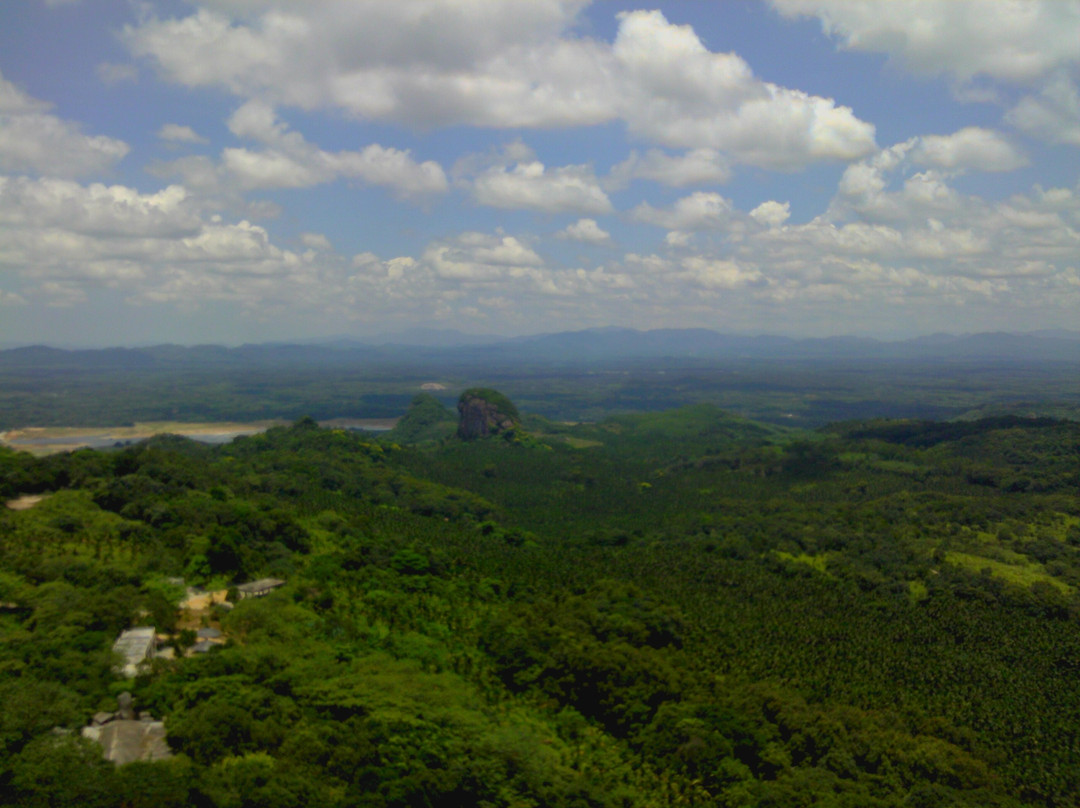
[945,550,1073,593]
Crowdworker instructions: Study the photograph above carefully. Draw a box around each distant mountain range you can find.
[3,328,1080,371]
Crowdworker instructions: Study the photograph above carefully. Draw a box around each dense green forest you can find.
[2,395,1079,807]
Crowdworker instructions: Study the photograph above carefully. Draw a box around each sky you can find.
[0,0,1079,347]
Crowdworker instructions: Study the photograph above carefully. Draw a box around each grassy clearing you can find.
[945,550,1072,593]
[974,513,1078,546]
[560,435,603,449]
[774,551,833,574]
[868,459,923,475]
[908,580,929,602]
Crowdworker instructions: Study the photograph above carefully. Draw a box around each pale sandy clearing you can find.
[177,589,229,632]
[180,589,229,611]
[5,494,48,510]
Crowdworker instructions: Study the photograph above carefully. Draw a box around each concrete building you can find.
[112,627,156,678]
[82,695,171,765]
[82,720,171,765]
[236,578,285,599]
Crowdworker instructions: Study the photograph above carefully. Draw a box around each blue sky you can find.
[1,0,1078,346]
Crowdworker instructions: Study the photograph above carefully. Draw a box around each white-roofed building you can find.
[112,627,156,678]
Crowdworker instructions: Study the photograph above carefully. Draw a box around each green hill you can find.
[382,393,456,444]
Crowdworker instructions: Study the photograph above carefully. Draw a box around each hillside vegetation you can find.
[1,398,1079,807]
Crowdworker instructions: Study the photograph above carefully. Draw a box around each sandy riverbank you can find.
[1,417,400,456]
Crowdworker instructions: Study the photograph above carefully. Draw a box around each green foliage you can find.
[6,735,118,808]
[114,757,195,808]
[383,394,456,444]
[4,407,1080,806]
[602,402,785,444]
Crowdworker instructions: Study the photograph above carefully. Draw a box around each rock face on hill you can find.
[457,388,520,440]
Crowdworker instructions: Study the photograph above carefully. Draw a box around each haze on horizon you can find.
[1,1,1079,348]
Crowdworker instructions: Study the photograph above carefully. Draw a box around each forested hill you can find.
[2,405,1079,806]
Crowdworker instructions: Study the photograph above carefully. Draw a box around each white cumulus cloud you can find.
[631,192,737,231]
[0,176,200,238]
[772,0,1080,84]
[124,3,876,172]
[607,148,731,188]
[159,123,208,144]
[773,0,1080,153]
[556,218,612,245]
[679,256,764,290]
[300,232,331,251]
[123,2,611,129]
[472,160,612,214]
[750,201,791,229]
[422,232,544,282]
[612,10,877,169]
[911,127,1027,172]
[0,173,329,311]
[1006,74,1080,146]
[210,101,448,197]
[0,71,129,177]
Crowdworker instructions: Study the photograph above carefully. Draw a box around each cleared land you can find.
[4,494,47,510]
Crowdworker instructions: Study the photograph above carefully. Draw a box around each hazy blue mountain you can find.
[3,328,1080,371]
[373,328,505,347]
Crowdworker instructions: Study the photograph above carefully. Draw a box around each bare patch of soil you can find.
[5,494,47,510]
[177,589,229,631]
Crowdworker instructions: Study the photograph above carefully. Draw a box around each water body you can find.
[334,423,393,434]
[11,430,266,451]
[3,419,396,454]
[22,429,261,447]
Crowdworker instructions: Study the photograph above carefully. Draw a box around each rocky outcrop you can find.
[457,389,520,440]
